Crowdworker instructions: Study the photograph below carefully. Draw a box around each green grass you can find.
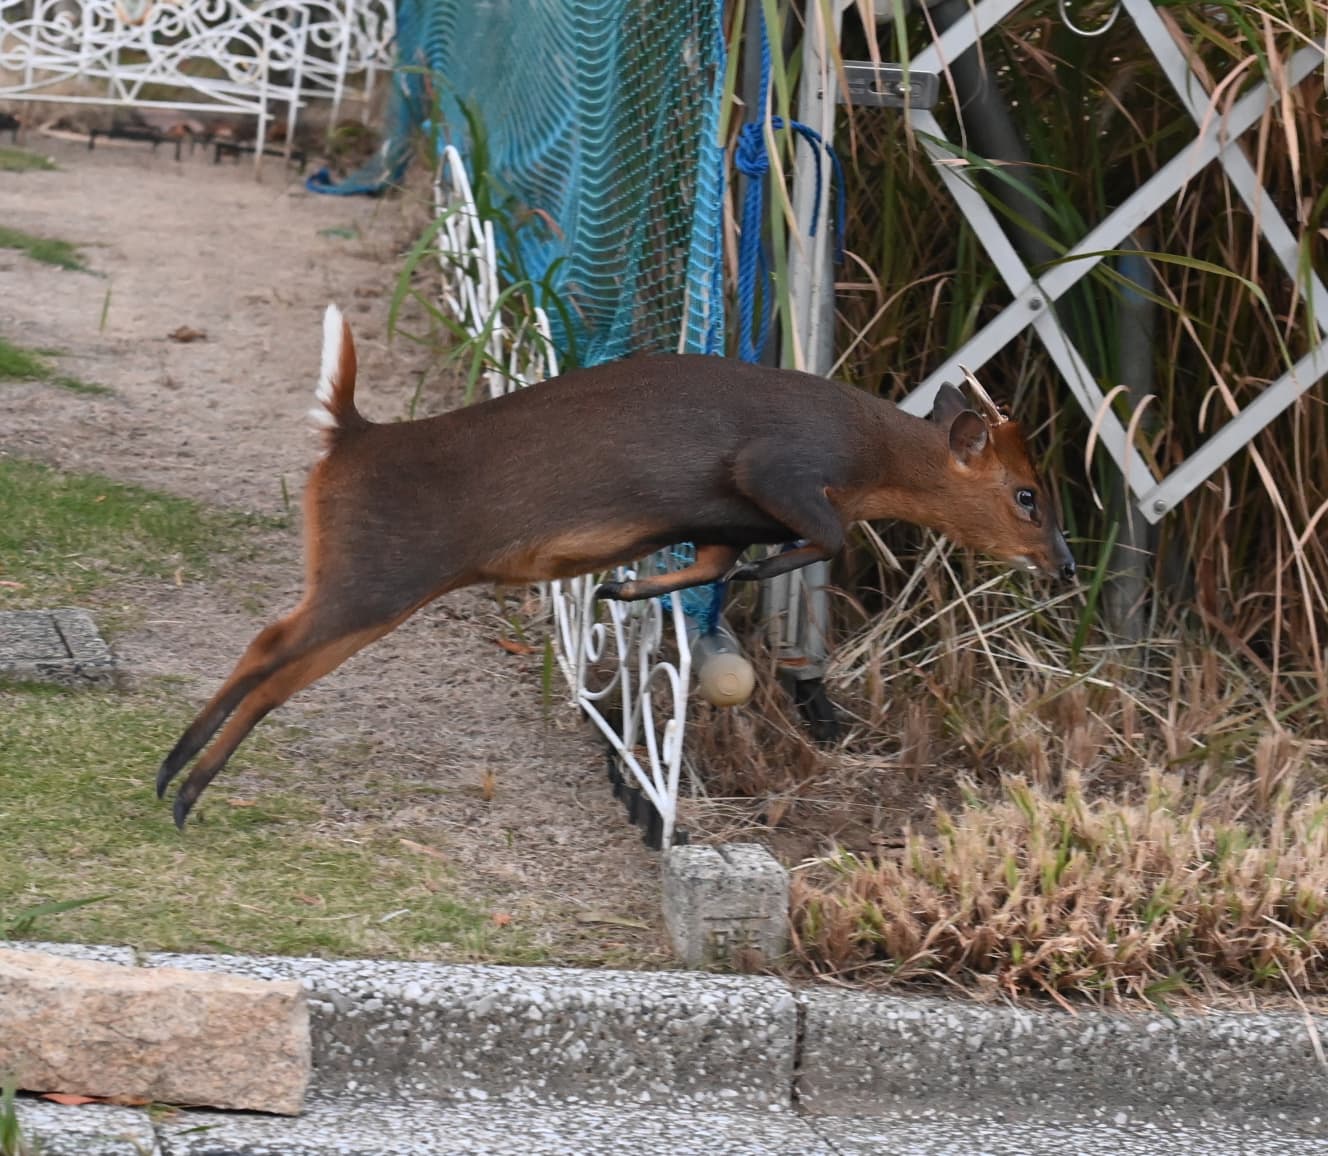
[0,146,56,173]
[0,461,530,961]
[0,1082,30,1156]
[0,458,278,607]
[0,335,107,396]
[0,684,525,959]
[0,337,49,382]
[0,225,86,272]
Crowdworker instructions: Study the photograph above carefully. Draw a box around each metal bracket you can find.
[837,62,940,109]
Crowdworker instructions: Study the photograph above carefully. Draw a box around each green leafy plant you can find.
[388,88,577,402]
[0,1082,37,1156]
[1,896,108,940]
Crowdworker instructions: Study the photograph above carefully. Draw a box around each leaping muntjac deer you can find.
[157,305,1075,827]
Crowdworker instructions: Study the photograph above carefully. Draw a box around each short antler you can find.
[957,364,1007,426]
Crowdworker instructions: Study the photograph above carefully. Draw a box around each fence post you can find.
[761,0,843,735]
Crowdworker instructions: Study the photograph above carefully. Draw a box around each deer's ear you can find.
[948,410,990,467]
[930,383,970,426]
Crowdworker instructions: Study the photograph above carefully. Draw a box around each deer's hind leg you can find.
[157,565,453,826]
[165,615,411,828]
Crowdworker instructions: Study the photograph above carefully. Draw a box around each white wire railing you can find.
[433,146,693,849]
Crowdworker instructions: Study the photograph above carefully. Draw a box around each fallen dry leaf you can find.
[173,566,184,587]
[168,325,207,342]
[225,798,256,808]
[293,893,324,907]
[480,768,497,802]
[496,637,537,656]
[0,580,26,589]
[491,911,513,927]
[41,1093,99,1106]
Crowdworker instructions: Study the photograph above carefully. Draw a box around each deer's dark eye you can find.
[1016,488,1037,512]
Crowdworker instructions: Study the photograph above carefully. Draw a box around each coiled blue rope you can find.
[671,10,850,628]
[733,11,846,363]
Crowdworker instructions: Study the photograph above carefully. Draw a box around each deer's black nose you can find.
[1059,559,1078,583]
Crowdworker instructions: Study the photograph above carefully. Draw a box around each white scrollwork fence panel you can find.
[550,570,691,849]
[1,0,282,113]
[433,146,560,395]
[267,0,395,126]
[0,1,394,164]
[434,144,691,848]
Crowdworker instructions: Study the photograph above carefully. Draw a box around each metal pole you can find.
[762,0,843,738]
[1103,236,1157,643]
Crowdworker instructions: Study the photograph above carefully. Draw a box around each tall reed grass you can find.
[700,0,1328,998]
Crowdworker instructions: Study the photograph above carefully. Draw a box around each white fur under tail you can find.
[310,303,345,431]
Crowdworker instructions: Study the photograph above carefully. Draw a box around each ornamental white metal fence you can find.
[0,0,394,164]
[432,147,693,850]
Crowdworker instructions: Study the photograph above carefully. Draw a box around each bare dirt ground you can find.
[0,134,666,964]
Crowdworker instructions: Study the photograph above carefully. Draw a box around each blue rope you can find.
[662,545,725,631]
[695,9,846,631]
[733,10,846,363]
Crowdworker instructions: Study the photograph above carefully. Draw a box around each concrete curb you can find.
[15,1094,1328,1156]
[797,987,1328,1126]
[4,941,1326,1136]
[140,950,798,1110]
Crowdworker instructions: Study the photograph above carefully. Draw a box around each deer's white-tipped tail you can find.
[310,303,363,438]
[314,303,344,423]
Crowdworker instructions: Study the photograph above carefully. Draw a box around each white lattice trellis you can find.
[893,0,1328,523]
[769,0,1327,670]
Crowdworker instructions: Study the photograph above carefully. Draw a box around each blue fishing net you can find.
[314,0,726,368]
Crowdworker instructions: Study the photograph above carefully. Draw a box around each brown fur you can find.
[157,319,1074,826]
[487,523,669,583]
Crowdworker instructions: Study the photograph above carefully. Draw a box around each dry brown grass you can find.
[789,769,1328,1004]
[683,537,1328,1000]
[685,2,1328,1002]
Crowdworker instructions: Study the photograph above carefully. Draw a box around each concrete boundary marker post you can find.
[662,843,790,969]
